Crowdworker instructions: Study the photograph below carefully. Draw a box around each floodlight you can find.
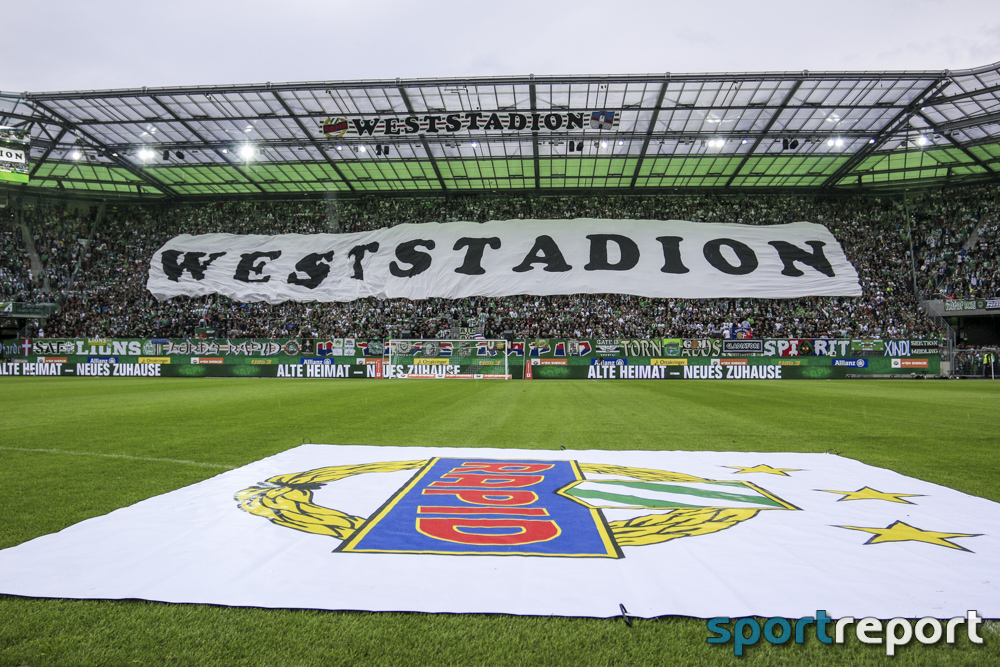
[600,141,608,148]
[359,146,367,153]
[176,151,185,160]
[238,145,255,160]
[71,150,82,160]
[138,148,154,160]
[470,141,478,147]
[916,136,928,146]
[835,138,844,147]
[336,145,343,151]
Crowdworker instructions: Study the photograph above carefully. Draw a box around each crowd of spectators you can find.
[0,211,35,302]
[911,185,1000,300]
[2,184,997,342]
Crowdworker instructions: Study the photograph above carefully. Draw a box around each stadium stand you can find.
[3,66,999,349]
[4,185,997,342]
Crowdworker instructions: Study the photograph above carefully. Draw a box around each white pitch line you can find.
[0,446,234,469]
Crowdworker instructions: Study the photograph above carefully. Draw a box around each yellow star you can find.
[818,487,924,504]
[723,464,802,476]
[838,520,981,552]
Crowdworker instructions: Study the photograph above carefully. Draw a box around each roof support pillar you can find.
[820,77,953,189]
[630,77,670,188]
[29,99,178,197]
[399,88,447,192]
[270,90,355,192]
[725,79,803,187]
[529,77,540,190]
[151,96,267,194]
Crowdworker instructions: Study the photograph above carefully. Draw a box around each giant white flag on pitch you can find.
[0,445,995,619]
[146,219,862,303]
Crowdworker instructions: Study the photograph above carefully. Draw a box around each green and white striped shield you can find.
[559,479,795,511]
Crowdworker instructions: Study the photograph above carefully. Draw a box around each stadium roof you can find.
[3,61,1000,202]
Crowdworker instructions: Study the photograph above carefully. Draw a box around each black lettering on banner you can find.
[352,118,380,136]
[390,239,436,277]
[445,114,462,132]
[508,113,527,130]
[348,242,380,280]
[287,251,335,289]
[530,113,542,131]
[543,113,563,130]
[584,234,640,271]
[454,237,502,275]
[234,251,282,283]
[567,113,585,130]
[511,236,573,273]
[424,116,440,133]
[703,238,758,275]
[767,240,836,277]
[161,250,227,282]
[656,236,690,274]
[404,117,420,133]
[466,112,484,130]
[484,113,504,130]
[384,118,400,135]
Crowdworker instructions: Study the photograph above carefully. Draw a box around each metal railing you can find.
[953,348,999,379]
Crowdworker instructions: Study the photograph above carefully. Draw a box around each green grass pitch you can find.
[1,378,998,666]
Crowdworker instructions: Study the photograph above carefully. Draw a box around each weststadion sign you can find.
[320,110,620,138]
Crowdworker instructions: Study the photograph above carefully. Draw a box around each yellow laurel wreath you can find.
[235,460,427,539]
[576,463,762,546]
[235,460,767,547]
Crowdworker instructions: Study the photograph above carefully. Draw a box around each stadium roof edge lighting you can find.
[2,61,999,202]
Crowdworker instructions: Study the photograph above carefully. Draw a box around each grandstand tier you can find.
[2,188,997,348]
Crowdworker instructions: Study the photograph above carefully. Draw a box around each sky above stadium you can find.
[9,0,1000,92]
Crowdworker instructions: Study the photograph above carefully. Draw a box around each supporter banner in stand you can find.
[0,445,997,619]
[518,338,939,359]
[7,337,939,366]
[0,302,58,317]
[943,298,1000,312]
[146,219,862,303]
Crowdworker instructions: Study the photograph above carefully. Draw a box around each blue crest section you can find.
[340,458,620,557]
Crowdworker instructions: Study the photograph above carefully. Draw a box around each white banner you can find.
[146,219,861,303]
[0,147,25,163]
[0,445,996,619]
